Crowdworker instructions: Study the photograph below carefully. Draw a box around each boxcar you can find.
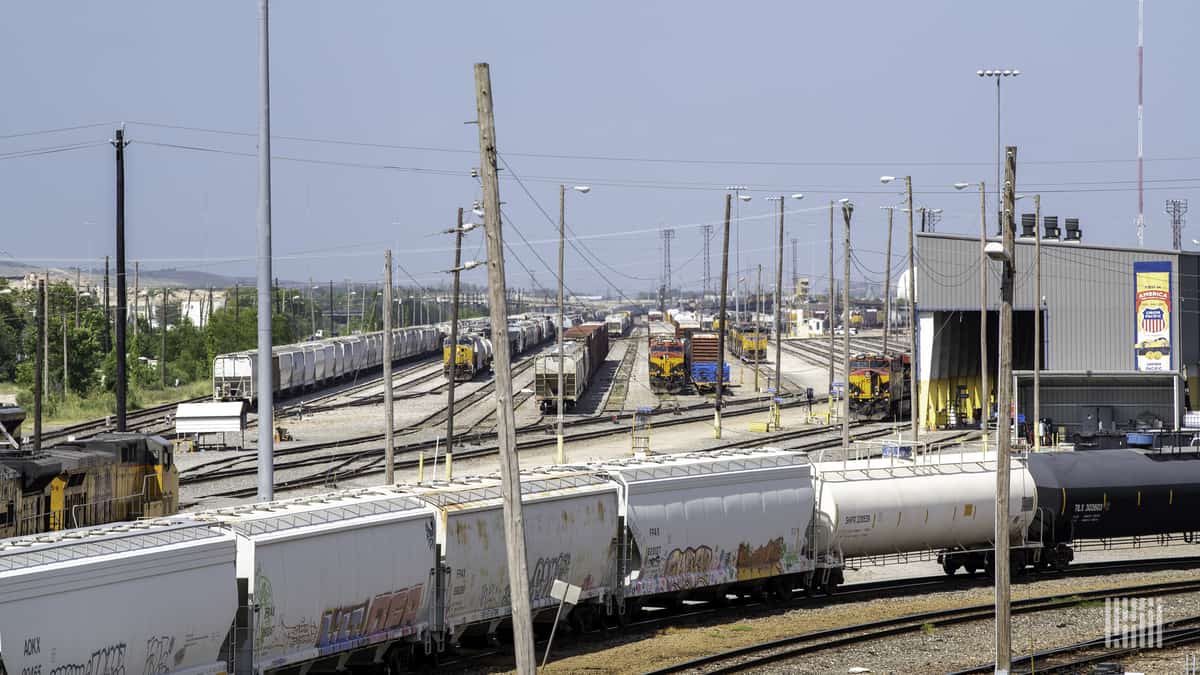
[0,519,237,675]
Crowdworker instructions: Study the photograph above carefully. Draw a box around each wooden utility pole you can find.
[905,176,917,441]
[754,264,762,393]
[881,207,894,355]
[74,267,81,328]
[994,145,1018,674]
[309,278,316,337]
[103,255,110,353]
[42,272,49,399]
[62,316,69,397]
[160,288,167,388]
[1033,193,1041,452]
[133,261,139,345]
[234,282,240,323]
[328,280,334,336]
[715,194,731,438]
[979,182,989,449]
[556,184,566,463]
[473,62,535,674]
[773,196,784,396]
[446,208,465,475]
[383,249,395,484]
[828,201,835,421]
[34,279,44,451]
[841,202,853,449]
[113,127,129,431]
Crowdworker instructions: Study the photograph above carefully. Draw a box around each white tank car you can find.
[597,448,823,602]
[195,487,439,672]
[405,467,619,641]
[812,450,1037,563]
[0,519,237,675]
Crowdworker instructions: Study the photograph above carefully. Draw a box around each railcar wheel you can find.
[822,578,837,596]
[942,560,959,576]
[772,577,795,602]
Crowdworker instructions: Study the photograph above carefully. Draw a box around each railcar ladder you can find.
[631,406,653,457]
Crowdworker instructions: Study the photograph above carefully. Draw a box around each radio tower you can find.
[1165,199,1188,251]
[660,228,675,307]
[701,224,713,307]
[1136,0,1146,247]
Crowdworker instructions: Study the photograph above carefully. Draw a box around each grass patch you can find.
[15,380,211,428]
[921,621,937,636]
[729,624,754,632]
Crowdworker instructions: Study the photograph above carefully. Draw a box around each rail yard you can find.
[3,3,1199,674]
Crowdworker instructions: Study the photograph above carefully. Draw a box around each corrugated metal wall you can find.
[916,233,1191,372]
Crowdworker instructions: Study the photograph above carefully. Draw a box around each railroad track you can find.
[439,555,1200,673]
[39,395,209,445]
[645,577,1200,674]
[184,396,869,500]
[602,339,641,414]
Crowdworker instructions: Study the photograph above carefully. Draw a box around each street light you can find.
[839,199,854,451]
[977,68,1021,234]
[954,180,991,445]
[766,193,804,420]
[726,186,751,322]
[557,184,591,464]
[880,174,918,441]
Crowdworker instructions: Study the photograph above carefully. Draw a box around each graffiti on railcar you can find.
[46,643,126,675]
[529,552,572,600]
[315,584,425,651]
[662,545,715,589]
[141,636,175,675]
[735,537,785,580]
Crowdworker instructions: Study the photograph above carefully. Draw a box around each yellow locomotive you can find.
[443,334,493,382]
[0,430,177,538]
[847,352,911,421]
[728,322,768,362]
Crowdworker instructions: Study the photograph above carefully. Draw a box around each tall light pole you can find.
[879,206,895,356]
[977,69,1021,234]
[881,175,918,440]
[726,186,750,320]
[766,194,804,403]
[557,184,590,464]
[255,0,274,501]
[956,181,989,446]
[1014,191,1044,452]
[840,199,854,450]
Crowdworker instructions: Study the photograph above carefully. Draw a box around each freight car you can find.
[213,325,442,405]
[1023,449,1200,571]
[847,352,911,421]
[687,332,729,394]
[11,445,1200,675]
[647,321,687,393]
[563,322,610,379]
[605,312,632,337]
[728,322,768,362]
[534,342,589,411]
[443,333,493,381]
[0,432,177,539]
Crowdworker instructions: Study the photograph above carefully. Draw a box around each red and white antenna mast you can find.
[1136,0,1145,247]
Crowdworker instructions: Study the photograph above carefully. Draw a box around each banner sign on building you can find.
[1133,261,1172,371]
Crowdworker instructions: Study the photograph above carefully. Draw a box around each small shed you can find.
[176,401,247,449]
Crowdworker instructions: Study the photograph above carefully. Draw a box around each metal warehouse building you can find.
[914,230,1199,437]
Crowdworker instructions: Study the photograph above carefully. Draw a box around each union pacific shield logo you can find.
[1141,307,1165,333]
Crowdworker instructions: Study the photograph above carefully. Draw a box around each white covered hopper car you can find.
[213,325,441,405]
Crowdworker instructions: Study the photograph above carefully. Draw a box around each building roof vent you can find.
[1064,217,1081,242]
[1020,213,1037,238]
[1043,216,1061,240]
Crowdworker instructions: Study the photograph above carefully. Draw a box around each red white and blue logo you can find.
[1142,307,1165,333]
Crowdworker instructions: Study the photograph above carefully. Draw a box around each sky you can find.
[1,1,1197,300]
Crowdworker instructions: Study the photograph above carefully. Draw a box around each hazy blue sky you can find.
[1,1,1196,298]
